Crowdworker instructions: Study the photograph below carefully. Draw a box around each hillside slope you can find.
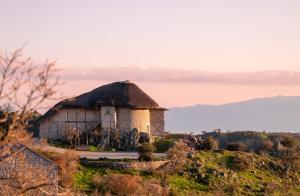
[166,96,300,132]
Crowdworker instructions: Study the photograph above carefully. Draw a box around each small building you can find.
[0,144,59,195]
[36,81,166,147]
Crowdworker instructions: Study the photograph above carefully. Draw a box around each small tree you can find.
[226,154,252,171]
[54,150,79,190]
[281,136,299,148]
[226,142,246,152]
[202,136,219,151]
[0,47,62,195]
[167,140,190,172]
[63,125,80,147]
[138,143,156,161]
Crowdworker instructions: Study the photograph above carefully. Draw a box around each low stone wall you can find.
[80,160,169,170]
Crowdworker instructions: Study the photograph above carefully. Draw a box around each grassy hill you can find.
[75,150,300,195]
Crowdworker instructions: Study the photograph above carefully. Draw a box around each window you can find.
[104,107,110,115]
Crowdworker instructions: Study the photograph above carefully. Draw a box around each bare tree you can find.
[0,46,61,144]
[0,47,62,195]
[63,124,80,148]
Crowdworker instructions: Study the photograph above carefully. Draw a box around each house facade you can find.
[37,81,166,146]
[0,144,59,195]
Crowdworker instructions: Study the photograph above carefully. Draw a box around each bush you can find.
[107,174,142,195]
[153,138,174,153]
[279,148,300,172]
[138,132,150,144]
[54,150,79,189]
[138,143,156,161]
[92,173,168,195]
[261,139,274,151]
[226,142,246,152]
[202,136,219,151]
[92,174,108,193]
[226,154,252,171]
[281,136,299,148]
[167,140,190,172]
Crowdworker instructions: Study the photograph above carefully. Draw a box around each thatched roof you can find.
[37,81,166,123]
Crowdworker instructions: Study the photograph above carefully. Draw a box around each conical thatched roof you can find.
[61,80,162,109]
[37,81,165,123]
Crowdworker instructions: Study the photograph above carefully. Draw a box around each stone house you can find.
[36,81,166,148]
[0,144,59,195]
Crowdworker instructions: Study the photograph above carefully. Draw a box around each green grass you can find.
[168,175,208,191]
[75,150,300,195]
[75,165,138,191]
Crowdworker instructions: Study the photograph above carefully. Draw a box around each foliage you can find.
[54,150,79,189]
[201,136,219,151]
[0,47,62,195]
[153,137,174,153]
[137,143,156,161]
[76,149,300,195]
[167,140,190,172]
[88,145,101,152]
[226,142,246,152]
[281,136,299,148]
[226,154,253,171]
[259,139,274,153]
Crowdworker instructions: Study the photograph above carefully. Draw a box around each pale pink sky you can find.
[1,0,300,107]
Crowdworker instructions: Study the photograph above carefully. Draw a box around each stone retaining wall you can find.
[80,160,169,170]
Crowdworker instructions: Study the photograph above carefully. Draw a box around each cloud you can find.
[62,66,300,85]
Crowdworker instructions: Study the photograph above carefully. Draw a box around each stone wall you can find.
[80,160,169,170]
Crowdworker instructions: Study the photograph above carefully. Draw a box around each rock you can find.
[256,176,263,180]
[178,171,185,176]
[187,152,194,159]
[195,161,202,167]
[184,135,203,150]
[219,171,227,178]
[251,170,256,175]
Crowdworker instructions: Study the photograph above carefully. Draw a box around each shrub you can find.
[279,148,300,172]
[281,136,299,148]
[226,142,246,152]
[167,140,190,172]
[138,143,156,161]
[92,173,168,195]
[153,138,174,153]
[142,179,169,196]
[226,154,252,171]
[54,150,79,189]
[92,174,108,193]
[138,132,150,144]
[261,139,274,151]
[202,136,219,151]
[107,174,142,195]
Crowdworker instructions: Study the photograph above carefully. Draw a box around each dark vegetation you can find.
[137,143,156,161]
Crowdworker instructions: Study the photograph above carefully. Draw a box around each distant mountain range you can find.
[165,96,300,133]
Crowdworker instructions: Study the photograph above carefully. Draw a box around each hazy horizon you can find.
[1,0,300,108]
